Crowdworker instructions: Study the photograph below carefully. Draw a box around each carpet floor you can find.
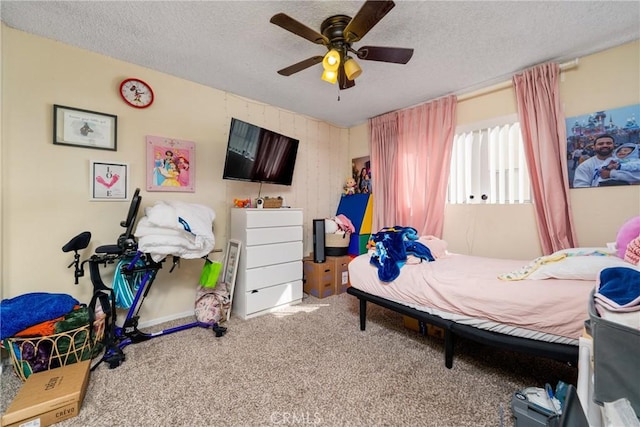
[1,292,577,426]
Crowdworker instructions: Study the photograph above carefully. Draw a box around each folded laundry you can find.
[0,293,79,340]
[135,201,215,261]
[594,301,640,329]
[625,236,640,265]
[595,267,640,311]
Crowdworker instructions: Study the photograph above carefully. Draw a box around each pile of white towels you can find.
[134,200,215,262]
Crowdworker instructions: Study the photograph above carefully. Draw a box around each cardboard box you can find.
[2,360,91,427]
[327,255,351,294]
[402,316,445,339]
[303,258,335,299]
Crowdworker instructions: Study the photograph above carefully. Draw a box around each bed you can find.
[346,234,635,369]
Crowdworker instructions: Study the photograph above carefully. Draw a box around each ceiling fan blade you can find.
[338,65,356,90]
[277,56,324,76]
[270,13,329,45]
[344,0,396,43]
[357,46,413,64]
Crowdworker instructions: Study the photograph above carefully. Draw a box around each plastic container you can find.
[589,290,640,416]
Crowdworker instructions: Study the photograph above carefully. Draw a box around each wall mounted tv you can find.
[222,118,299,186]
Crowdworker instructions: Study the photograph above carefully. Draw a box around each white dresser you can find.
[230,208,304,319]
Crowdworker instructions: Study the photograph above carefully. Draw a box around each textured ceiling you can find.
[1,1,639,128]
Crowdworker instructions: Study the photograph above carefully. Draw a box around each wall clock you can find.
[119,78,154,108]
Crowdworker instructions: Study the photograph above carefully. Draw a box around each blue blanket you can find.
[596,267,640,308]
[0,293,79,340]
[370,226,434,282]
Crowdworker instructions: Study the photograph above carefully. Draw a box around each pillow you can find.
[616,216,640,258]
[418,236,448,258]
[554,247,616,256]
[498,247,631,281]
[527,255,636,280]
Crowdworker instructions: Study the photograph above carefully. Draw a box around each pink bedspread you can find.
[348,252,593,340]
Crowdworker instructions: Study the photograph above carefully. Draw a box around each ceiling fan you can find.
[270,0,414,90]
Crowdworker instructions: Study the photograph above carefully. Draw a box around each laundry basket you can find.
[2,314,105,381]
[325,232,350,256]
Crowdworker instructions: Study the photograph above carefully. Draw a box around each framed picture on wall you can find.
[146,135,195,192]
[90,160,128,201]
[352,156,372,194]
[566,103,640,188]
[54,104,117,151]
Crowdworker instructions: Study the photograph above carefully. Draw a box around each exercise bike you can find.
[62,188,226,369]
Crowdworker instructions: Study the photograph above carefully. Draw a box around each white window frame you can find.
[448,114,532,205]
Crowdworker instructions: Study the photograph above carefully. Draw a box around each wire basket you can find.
[2,314,105,381]
[263,197,283,208]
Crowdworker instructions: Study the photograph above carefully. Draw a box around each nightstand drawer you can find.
[245,241,302,268]
[244,261,302,292]
[244,226,302,246]
[244,280,303,316]
[245,209,303,228]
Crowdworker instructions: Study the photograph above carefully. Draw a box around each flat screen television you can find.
[222,118,299,186]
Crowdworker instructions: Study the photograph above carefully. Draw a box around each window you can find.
[448,118,531,204]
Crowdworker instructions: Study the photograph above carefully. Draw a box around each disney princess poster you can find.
[146,135,195,192]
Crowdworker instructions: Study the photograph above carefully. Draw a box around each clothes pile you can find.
[0,293,96,377]
[134,200,215,262]
[369,226,434,282]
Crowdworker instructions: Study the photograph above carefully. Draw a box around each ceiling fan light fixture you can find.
[321,69,338,84]
[322,49,341,71]
[343,57,362,80]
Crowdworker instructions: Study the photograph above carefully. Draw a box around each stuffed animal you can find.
[233,198,251,208]
[344,177,357,195]
[616,216,640,258]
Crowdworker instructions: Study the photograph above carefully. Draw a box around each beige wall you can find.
[349,40,640,260]
[3,26,638,324]
[1,26,350,324]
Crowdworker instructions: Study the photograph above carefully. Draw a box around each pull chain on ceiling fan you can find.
[270,0,414,90]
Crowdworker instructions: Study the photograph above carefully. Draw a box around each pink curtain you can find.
[513,63,578,254]
[369,96,457,237]
[369,112,398,232]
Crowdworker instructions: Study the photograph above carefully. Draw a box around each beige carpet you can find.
[1,293,576,426]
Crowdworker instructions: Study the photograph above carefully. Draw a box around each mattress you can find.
[348,252,595,345]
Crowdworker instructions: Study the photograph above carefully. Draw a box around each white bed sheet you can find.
[348,252,595,344]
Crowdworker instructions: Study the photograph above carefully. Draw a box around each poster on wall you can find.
[90,160,128,201]
[146,136,195,192]
[351,156,372,194]
[566,103,640,188]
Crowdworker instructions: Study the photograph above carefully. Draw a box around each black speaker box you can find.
[312,219,326,263]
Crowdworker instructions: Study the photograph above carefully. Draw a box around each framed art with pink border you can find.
[146,135,195,192]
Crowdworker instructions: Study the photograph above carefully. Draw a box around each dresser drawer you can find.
[244,226,302,246]
[245,209,303,228]
[243,280,303,317]
[244,241,303,269]
[243,261,302,292]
